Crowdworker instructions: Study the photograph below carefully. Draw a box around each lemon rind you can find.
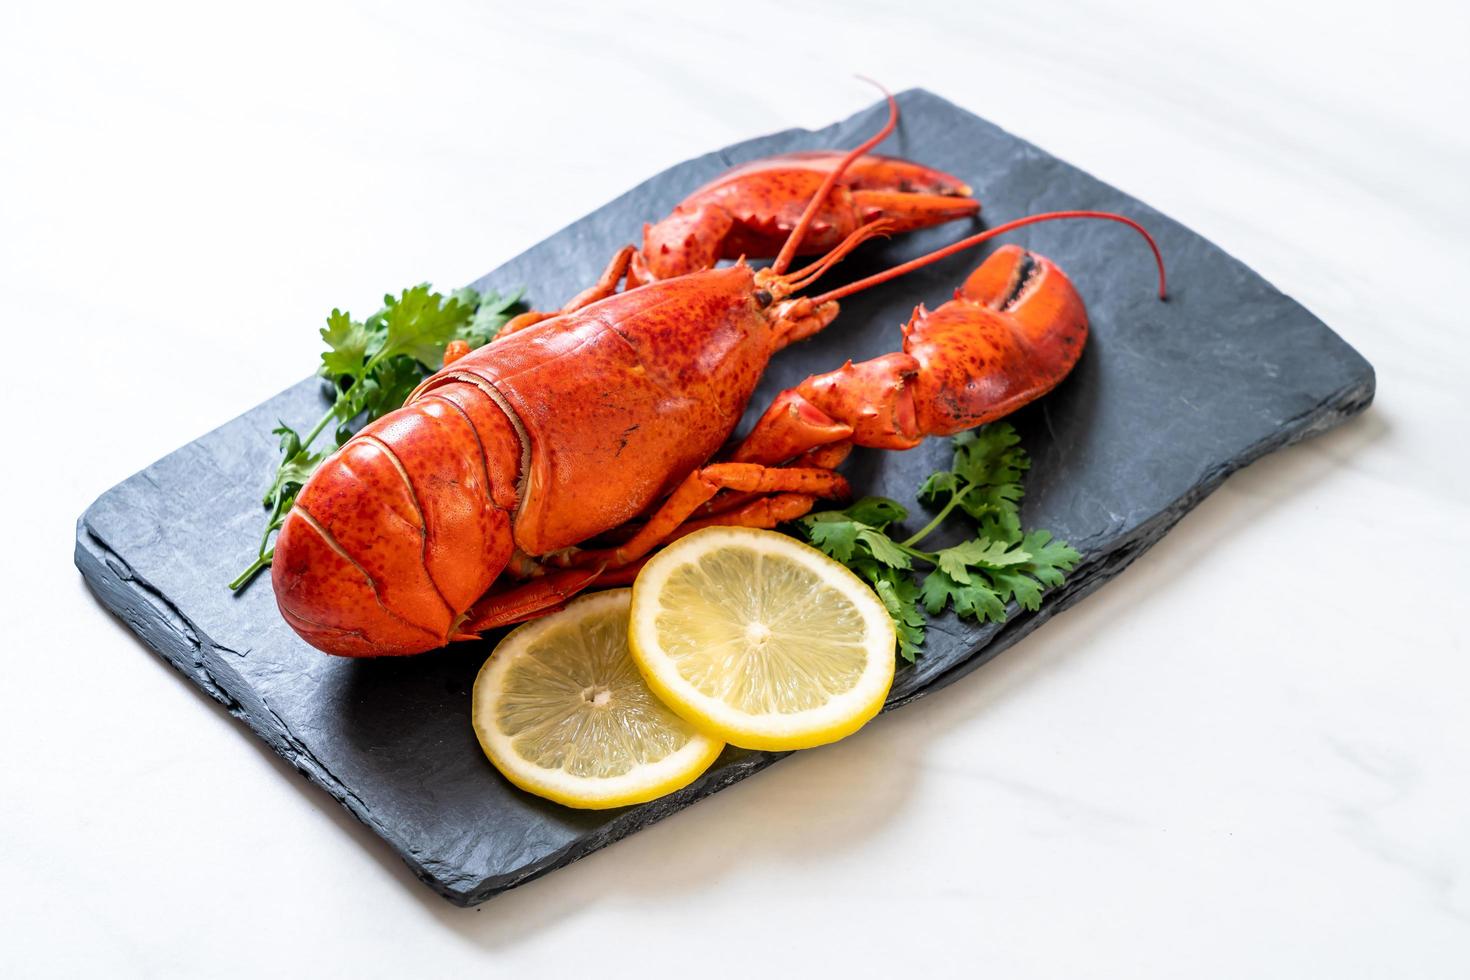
[472,590,725,810]
[629,528,897,752]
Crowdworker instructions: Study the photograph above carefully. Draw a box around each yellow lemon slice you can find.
[629,527,896,752]
[472,589,723,809]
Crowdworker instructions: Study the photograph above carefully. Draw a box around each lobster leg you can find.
[497,245,638,339]
[627,203,735,288]
[568,463,848,568]
[460,565,606,633]
[692,443,852,521]
[671,493,819,537]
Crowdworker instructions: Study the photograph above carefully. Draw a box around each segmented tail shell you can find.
[271,379,520,656]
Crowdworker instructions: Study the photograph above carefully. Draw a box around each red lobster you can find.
[271,99,1165,657]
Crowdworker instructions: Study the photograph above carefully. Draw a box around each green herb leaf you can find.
[338,354,426,436]
[933,537,1030,584]
[986,568,1044,611]
[952,575,1008,622]
[978,507,1024,546]
[1017,529,1081,588]
[319,309,372,380]
[922,425,1029,539]
[802,517,861,563]
[916,469,959,502]
[459,286,525,347]
[795,496,910,565]
[843,496,908,529]
[449,285,482,308]
[858,527,912,570]
[951,425,1029,489]
[379,285,475,368]
[789,423,1077,660]
[862,563,926,662]
[918,567,962,615]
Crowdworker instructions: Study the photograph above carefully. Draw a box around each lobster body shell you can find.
[273,265,778,655]
[413,265,777,555]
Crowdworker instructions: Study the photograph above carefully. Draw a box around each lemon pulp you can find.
[473,589,723,808]
[630,527,896,751]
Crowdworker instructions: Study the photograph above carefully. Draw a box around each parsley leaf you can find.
[920,569,1008,622]
[793,423,1079,662]
[461,286,526,347]
[379,285,474,367]
[921,425,1029,545]
[844,496,908,528]
[1016,529,1081,589]
[803,515,861,563]
[319,309,372,380]
[860,561,926,661]
[859,528,913,570]
[933,537,1029,583]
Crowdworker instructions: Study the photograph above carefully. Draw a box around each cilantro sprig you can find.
[795,424,1080,661]
[229,284,526,590]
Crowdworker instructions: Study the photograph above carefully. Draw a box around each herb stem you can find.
[901,484,974,548]
[896,542,938,564]
[229,548,274,591]
[301,404,337,450]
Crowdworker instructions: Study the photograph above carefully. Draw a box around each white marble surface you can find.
[3,0,1467,975]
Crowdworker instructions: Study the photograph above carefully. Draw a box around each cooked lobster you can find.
[271,99,1165,657]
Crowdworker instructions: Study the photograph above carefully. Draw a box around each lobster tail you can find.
[271,382,520,656]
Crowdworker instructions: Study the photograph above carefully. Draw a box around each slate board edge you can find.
[74,367,1373,907]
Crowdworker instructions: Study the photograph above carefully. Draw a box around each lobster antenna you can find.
[781,219,897,291]
[808,210,1169,305]
[770,78,898,276]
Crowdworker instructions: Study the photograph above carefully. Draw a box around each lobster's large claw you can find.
[830,151,979,234]
[632,151,979,284]
[732,245,1089,465]
[908,244,1088,436]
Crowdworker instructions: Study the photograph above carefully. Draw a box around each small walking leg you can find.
[496,246,638,339]
[571,464,848,568]
[460,566,605,634]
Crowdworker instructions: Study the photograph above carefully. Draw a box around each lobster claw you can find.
[833,151,980,234]
[633,151,979,284]
[908,244,1088,436]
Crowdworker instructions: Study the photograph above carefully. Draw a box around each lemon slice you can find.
[629,527,896,751]
[472,589,723,809]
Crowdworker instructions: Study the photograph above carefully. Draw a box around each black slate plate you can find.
[76,90,1374,906]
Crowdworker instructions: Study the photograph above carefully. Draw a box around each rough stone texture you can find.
[75,90,1374,906]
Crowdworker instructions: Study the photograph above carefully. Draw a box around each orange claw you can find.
[734,244,1090,463]
[629,151,979,286]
